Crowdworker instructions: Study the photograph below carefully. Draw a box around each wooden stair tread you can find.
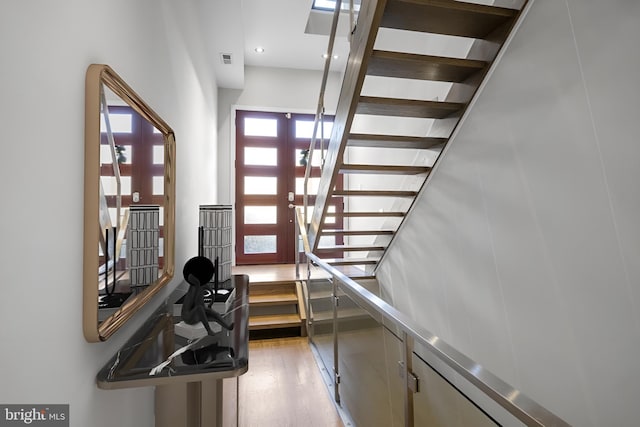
[316,245,386,252]
[340,163,431,175]
[333,189,418,197]
[249,279,297,286]
[320,229,395,235]
[326,258,379,266]
[249,292,298,306]
[327,211,405,217]
[357,96,465,118]
[348,133,447,149]
[368,50,487,82]
[249,313,301,330]
[382,0,517,39]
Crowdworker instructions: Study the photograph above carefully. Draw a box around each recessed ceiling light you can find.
[322,53,339,59]
[255,47,265,53]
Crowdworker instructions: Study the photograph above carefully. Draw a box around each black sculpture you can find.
[181,256,233,335]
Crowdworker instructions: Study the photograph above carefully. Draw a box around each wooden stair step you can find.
[326,258,379,266]
[249,282,296,296]
[320,229,395,236]
[333,189,418,197]
[357,96,464,119]
[316,245,386,252]
[381,0,518,39]
[327,211,405,218]
[348,133,447,149]
[249,291,298,307]
[250,280,296,289]
[340,163,431,175]
[249,313,301,330]
[368,50,487,82]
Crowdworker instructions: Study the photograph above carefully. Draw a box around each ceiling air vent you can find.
[220,53,233,65]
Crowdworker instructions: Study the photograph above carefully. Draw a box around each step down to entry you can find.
[249,314,301,330]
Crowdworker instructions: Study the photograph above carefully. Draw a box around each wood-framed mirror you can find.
[84,64,176,342]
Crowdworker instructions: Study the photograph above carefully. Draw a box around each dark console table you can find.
[97,274,249,426]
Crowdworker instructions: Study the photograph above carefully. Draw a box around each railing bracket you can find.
[408,371,419,393]
[398,361,419,393]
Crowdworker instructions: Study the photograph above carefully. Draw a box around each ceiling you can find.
[203,0,352,89]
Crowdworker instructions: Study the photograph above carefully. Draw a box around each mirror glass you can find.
[84,64,175,342]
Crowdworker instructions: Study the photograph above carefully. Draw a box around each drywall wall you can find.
[377,1,640,425]
[0,0,218,426]
[217,66,343,204]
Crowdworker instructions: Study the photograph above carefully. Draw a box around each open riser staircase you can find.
[307,0,528,277]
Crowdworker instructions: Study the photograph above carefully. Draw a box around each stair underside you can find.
[381,0,517,38]
[357,96,464,118]
[348,133,447,149]
[340,163,431,175]
[368,50,487,82]
[308,0,524,277]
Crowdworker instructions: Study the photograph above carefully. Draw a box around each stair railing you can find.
[299,242,571,427]
[100,86,122,229]
[295,207,312,280]
[303,0,349,228]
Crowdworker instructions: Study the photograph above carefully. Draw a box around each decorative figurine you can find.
[180,256,233,335]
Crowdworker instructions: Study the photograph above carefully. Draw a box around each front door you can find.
[235,110,342,265]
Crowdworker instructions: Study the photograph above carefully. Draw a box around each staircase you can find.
[307,0,528,274]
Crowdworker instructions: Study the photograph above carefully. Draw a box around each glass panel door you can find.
[235,111,342,264]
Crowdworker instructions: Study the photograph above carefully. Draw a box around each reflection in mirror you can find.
[84,64,175,342]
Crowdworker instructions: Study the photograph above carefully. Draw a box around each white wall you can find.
[378,1,640,425]
[0,1,218,426]
[217,66,342,204]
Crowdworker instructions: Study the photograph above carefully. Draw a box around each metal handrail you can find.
[294,208,568,426]
[304,251,570,427]
[100,86,122,228]
[303,0,346,226]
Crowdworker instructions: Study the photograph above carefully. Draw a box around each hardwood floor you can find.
[239,337,344,427]
[232,263,366,283]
